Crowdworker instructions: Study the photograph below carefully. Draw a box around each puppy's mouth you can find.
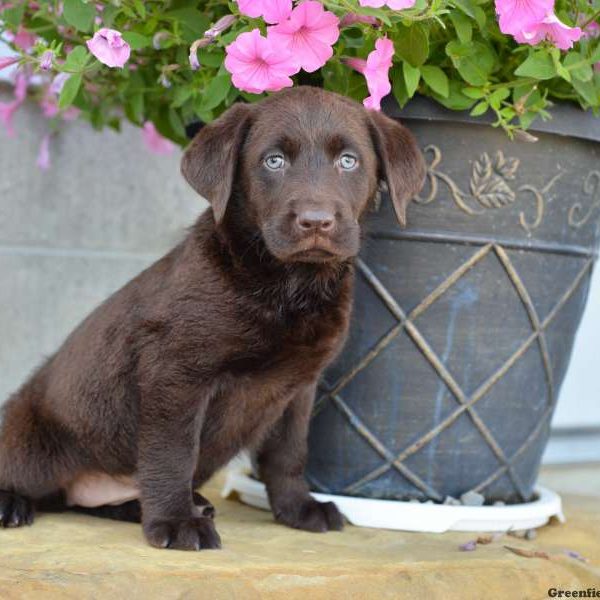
[290,247,339,263]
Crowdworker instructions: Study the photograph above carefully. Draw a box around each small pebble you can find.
[564,550,589,563]
[524,529,537,540]
[493,500,506,506]
[409,498,420,504]
[460,491,485,506]
[509,530,526,539]
[443,496,462,506]
[459,540,477,552]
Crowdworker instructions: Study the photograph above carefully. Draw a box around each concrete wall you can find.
[0,97,205,403]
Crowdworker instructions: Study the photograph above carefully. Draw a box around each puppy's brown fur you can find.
[0,87,424,550]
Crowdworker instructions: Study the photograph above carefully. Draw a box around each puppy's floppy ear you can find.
[368,110,426,227]
[181,103,253,224]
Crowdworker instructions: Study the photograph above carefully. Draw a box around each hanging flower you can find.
[36,134,51,170]
[513,12,583,50]
[225,28,298,94]
[340,13,380,28]
[40,50,54,71]
[359,0,416,9]
[0,73,27,137]
[0,56,20,72]
[205,15,237,39]
[49,72,70,95]
[142,122,176,155]
[268,1,340,73]
[189,38,212,71]
[236,0,292,24]
[86,28,131,68]
[344,37,394,111]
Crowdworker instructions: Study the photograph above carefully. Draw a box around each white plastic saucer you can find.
[222,468,565,533]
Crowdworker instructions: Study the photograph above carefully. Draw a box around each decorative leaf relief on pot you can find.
[569,171,600,229]
[414,145,562,235]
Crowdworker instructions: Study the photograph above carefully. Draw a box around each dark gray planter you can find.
[307,98,600,504]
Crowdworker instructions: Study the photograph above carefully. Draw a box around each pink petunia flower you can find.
[344,37,394,111]
[86,28,131,68]
[495,0,553,36]
[514,12,583,50]
[12,27,37,51]
[267,1,340,73]
[142,122,176,155]
[0,56,20,72]
[359,0,416,9]
[36,134,51,170]
[0,73,27,137]
[225,28,298,93]
[236,0,292,24]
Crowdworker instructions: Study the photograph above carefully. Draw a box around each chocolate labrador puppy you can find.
[0,87,424,550]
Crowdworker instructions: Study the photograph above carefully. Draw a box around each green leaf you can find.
[198,49,225,68]
[165,9,211,38]
[446,41,494,86]
[391,65,409,107]
[58,74,82,109]
[462,87,485,99]
[449,11,472,44]
[514,51,556,80]
[63,46,91,72]
[122,32,152,50]
[168,108,186,139]
[489,88,510,109]
[125,92,144,124]
[421,66,449,97]
[564,52,593,83]
[572,76,600,106]
[470,101,488,116]
[2,2,25,27]
[394,24,429,67]
[172,86,193,109]
[63,0,95,33]
[133,0,146,19]
[434,80,474,110]
[196,74,232,112]
[403,62,421,98]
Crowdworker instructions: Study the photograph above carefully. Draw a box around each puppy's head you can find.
[182,87,425,264]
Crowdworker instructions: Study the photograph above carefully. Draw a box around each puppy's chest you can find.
[232,302,349,380]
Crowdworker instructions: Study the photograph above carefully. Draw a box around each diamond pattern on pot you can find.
[309,242,594,502]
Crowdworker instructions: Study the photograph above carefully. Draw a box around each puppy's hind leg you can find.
[0,378,82,528]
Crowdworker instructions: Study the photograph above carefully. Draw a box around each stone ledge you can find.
[0,472,598,599]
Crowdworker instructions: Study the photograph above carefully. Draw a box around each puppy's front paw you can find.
[273,498,344,533]
[144,516,221,551]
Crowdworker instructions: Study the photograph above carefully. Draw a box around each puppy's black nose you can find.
[296,210,335,233]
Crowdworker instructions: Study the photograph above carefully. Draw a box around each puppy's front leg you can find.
[257,383,344,533]
[137,384,220,551]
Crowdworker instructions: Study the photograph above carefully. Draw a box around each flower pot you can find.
[306,97,600,504]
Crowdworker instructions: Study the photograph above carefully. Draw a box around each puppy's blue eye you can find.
[264,154,285,171]
[339,154,358,170]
